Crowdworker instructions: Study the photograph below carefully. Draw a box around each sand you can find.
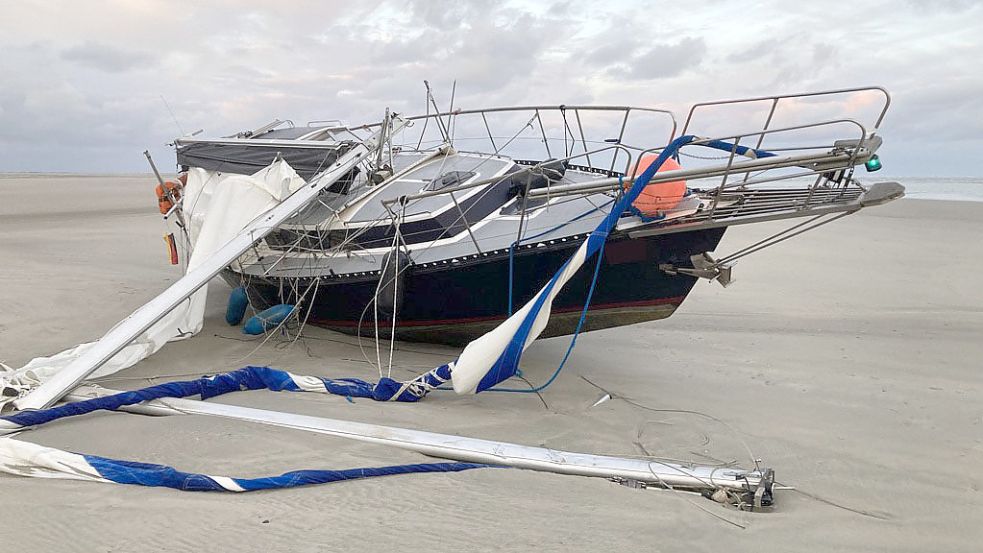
[1,174,981,552]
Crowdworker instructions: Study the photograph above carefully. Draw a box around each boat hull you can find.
[229,227,726,346]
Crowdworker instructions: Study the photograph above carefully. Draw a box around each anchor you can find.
[660,252,734,287]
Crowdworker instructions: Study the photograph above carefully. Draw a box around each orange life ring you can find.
[155,173,187,215]
[626,154,687,216]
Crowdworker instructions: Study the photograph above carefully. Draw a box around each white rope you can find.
[371,212,404,378]
[386,206,406,378]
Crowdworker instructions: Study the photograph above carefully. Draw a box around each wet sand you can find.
[1,175,981,552]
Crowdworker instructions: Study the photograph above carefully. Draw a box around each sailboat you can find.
[171,87,902,346]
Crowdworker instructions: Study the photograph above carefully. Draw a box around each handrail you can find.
[526,150,860,199]
[296,88,888,144]
[296,104,679,149]
[303,104,677,135]
[183,88,889,160]
[681,86,890,136]
[525,118,870,200]
[380,115,870,207]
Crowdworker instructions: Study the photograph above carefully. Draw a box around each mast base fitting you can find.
[701,467,775,512]
[610,467,775,511]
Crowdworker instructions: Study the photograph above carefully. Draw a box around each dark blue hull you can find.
[230,227,726,346]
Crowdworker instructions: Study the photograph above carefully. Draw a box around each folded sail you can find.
[0,160,309,411]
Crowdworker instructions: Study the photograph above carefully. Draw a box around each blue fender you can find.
[225,287,249,326]
[243,304,295,335]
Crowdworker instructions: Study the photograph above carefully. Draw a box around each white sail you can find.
[1,159,321,411]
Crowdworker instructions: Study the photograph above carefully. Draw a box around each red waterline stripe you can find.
[310,295,686,328]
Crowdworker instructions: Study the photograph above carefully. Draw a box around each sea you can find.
[876,176,983,202]
[751,175,983,202]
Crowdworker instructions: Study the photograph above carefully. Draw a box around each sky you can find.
[0,0,980,176]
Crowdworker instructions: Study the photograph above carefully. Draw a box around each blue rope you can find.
[508,241,516,316]
[491,233,608,394]
[489,138,775,393]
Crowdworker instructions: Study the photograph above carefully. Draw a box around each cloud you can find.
[407,0,496,28]
[608,37,708,80]
[584,35,643,67]
[0,0,981,176]
[60,42,156,73]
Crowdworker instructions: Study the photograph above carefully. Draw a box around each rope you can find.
[491,231,608,394]
[386,205,406,378]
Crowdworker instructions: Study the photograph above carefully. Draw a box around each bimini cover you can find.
[176,140,354,181]
[0,160,306,411]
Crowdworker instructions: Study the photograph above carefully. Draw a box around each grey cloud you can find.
[902,0,980,11]
[608,37,707,80]
[547,1,575,17]
[584,36,642,67]
[407,0,497,28]
[724,38,782,64]
[1,0,982,176]
[811,43,837,67]
[60,41,155,73]
[888,77,983,141]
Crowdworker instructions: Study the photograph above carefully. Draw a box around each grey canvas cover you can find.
[177,141,354,180]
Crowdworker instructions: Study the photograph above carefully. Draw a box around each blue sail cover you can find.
[0,366,483,491]
[1,365,454,430]
[83,456,484,492]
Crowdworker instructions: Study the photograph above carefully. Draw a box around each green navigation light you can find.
[865,154,882,172]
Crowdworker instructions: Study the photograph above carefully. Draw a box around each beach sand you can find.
[1,175,980,552]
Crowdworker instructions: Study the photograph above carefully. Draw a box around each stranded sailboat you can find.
[173,87,901,345]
